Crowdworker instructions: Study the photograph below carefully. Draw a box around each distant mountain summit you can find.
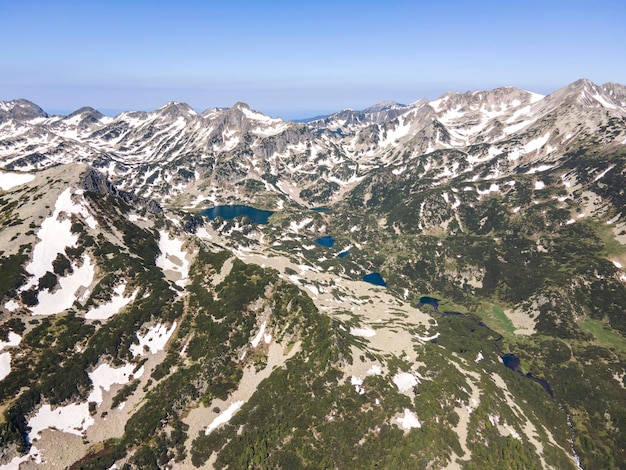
[0,99,48,121]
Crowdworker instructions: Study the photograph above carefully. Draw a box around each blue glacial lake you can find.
[316,235,336,247]
[337,249,350,258]
[200,205,274,224]
[363,272,387,287]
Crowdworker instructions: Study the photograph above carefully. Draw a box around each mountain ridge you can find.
[1,79,624,210]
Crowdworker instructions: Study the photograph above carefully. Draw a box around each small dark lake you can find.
[501,353,521,371]
[419,296,440,309]
[502,353,553,396]
[316,235,335,247]
[363,272,387,287]
[337,249,350,258]
[200,205,274,224]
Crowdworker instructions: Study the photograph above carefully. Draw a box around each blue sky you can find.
[1,0,624,119]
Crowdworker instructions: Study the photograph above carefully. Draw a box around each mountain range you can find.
[0,78,625,469]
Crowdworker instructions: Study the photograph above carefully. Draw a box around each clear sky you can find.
[1,0,624,119]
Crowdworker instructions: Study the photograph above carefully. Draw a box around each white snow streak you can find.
[416,332,440,342]
[205,401,244,434]
[350,327,376,338]
[526,165,552,174]
[0,352,11,381]
[85,282,138,320]
[251,321,267,348]
[594,165,615,182]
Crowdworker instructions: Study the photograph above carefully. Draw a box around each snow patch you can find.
[156,231,190,287]
[0,446,42,469]
[350,327,376,338]
[195,227,213,240]
[525,132,550,153]
[130,322,177,357]
[205,401,244,435]
[28,403,93,440]
[0,170,35,190]
[288,218,313,233]
[3,299,19,312]
[251,321,267,348]
[351,376,365,395]
[23,188,96,291]
[305,284,319,296]
[30,254,95,316]
[507,425,522,441]
[393,372,418,392]
[0,352,11,381]
[591,93,617,110]
[396,408,421,430]
[526,165,552,174]
[477,184,500,195]
[28,364,144,439]
[88,362,143,405]
[0,332,22,350]
[416,332,440,342]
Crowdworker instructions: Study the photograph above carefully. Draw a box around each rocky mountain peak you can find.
[67,106,104,119]
[156,101,198,119]
[540,78,626,113]
[430,86,540,114]
[363,100,404,113]
[231,101,251,110]
[64,107,106,129]
[0,99,48,121]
